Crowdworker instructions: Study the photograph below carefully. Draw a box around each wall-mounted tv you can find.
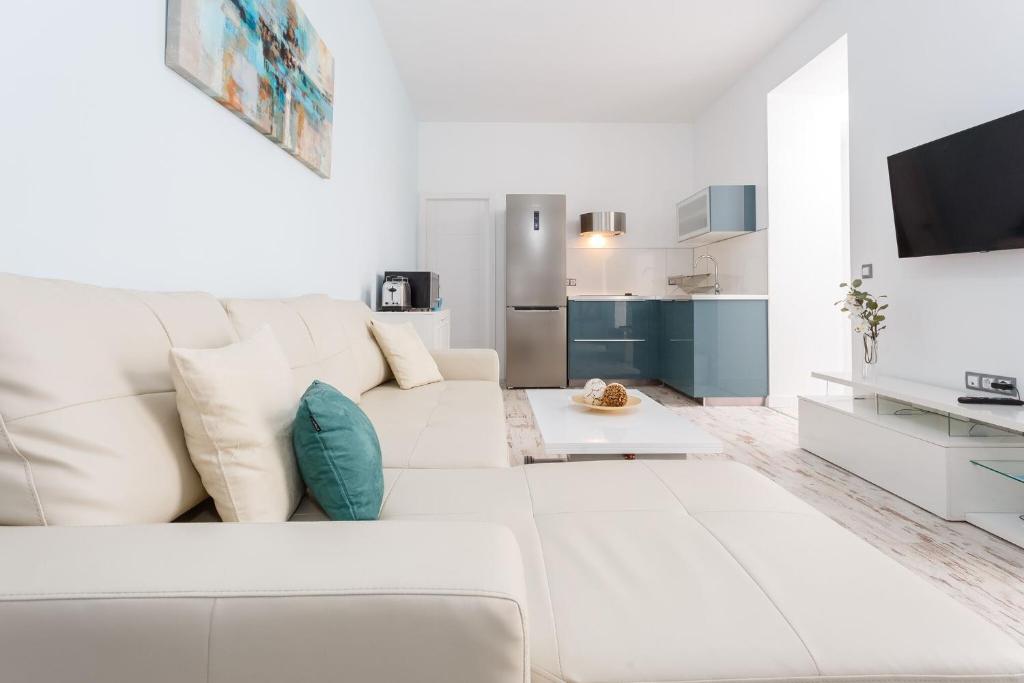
[887,108,1024,258]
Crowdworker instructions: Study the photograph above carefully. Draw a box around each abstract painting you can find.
[166,0,335,177]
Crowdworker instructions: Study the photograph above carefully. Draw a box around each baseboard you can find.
[767,395,798,410]
[701,396,767,407]
[567,378,661,388]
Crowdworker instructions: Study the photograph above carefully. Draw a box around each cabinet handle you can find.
[572,338,647,343]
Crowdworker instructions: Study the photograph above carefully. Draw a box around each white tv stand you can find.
[799,371,1024,548]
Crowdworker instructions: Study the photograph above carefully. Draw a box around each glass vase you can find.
[861,335,878,380]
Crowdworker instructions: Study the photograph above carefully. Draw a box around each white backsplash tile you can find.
[567,248,695,297]
[665,249,695,278]
[694,229,768,295]
[664,249,696,297]
[566,234,767,298]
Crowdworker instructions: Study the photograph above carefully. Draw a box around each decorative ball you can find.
[601,383,628,407]
[582,378,607,405]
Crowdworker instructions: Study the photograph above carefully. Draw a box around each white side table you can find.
[372,310,451,350]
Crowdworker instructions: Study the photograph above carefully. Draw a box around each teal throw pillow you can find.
[292,381,384,521]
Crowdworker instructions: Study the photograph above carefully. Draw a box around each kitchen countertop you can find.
[568,294,768,301]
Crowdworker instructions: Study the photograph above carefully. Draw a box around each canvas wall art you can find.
[166,0,335,177]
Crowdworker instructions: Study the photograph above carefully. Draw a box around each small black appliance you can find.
[383,271,440,311]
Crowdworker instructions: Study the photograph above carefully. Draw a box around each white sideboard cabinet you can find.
[372,309,451,350]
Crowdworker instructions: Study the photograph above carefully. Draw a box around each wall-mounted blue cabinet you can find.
[676,185,756,247]
[568,300,657,381]
[569,298,767,398]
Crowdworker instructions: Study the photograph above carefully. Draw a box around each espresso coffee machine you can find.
[380,275,411,311]
[383,271,440,311]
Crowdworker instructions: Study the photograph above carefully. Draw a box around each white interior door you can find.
[422,196,493,349]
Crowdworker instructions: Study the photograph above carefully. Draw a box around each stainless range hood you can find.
[580,211,626,236]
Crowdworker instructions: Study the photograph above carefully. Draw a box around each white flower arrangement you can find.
[836,279,887,341]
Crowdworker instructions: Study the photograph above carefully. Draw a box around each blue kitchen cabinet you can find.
[676,185,756,247]
[569,298,767,397]
[659,299,767,398]
[568,300,657,381]
[659,300,694,394]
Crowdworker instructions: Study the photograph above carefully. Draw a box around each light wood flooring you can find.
[504,385,1024,646]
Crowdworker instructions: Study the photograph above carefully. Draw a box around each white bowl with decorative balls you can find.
[573,379,641,411]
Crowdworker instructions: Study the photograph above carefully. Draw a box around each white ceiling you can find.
[370,0,822,123]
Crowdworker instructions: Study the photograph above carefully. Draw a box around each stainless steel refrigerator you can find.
[505,194,567,388]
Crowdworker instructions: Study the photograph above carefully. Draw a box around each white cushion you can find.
[360,380,509,468]
[221,296,393,403]
[430,348,500,382]
[368,320,443,389]
[222,296,354,402]
[0,273,236,526]
[169,326,302,522]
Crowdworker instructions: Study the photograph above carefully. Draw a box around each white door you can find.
[422,196,493,349]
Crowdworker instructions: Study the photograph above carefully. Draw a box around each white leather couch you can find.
[2,273,1023,683]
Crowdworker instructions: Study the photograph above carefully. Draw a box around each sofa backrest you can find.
[0,274,394,526]
[221,295,391,402]
[0,273,237,526]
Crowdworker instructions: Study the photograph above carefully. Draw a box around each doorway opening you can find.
[766,35,851,415]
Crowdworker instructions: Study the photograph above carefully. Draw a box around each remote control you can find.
[957,396,1024,406]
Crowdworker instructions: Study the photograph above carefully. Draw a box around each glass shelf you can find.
[876,395,1021,438]
[971,460,1024,484]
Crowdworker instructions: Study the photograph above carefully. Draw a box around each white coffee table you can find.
[525,389,722,461]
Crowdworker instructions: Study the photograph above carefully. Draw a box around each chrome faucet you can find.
[694,254,721,294]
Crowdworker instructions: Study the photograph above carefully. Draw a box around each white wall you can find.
[846,0,1024,388]
[419,122,694,363]
[689,0,849,308]
[692,2,848,229]
[766,37,850,407]
[693,0,1024,390]
[0,0,418,304]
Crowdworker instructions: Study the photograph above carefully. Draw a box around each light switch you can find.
[861,264,873,279]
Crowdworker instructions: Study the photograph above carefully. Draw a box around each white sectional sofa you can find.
[1,273,1023,683]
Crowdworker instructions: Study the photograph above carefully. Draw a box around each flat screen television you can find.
[887,108,1024,258]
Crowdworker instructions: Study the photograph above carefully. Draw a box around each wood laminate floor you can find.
[504,385,1024,646]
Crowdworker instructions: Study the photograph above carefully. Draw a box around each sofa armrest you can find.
[431,348,500,382]
[0,521,529,683]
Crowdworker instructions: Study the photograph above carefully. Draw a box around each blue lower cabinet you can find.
[692,300,768,397]
[569,298,767,398]
[568,300,657,381]
[659,300,694,394]
[569,340,652,380]
[659,299,767,398]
